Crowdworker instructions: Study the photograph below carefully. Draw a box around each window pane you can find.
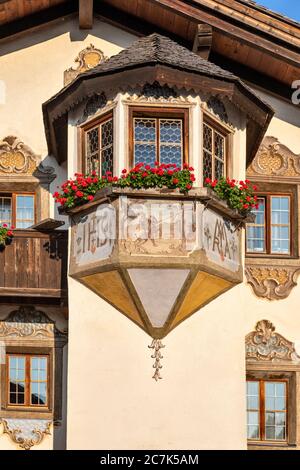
[0,196,12,226]
[203,124,212,152]
[247,396,259,410]
[134,118,156,167]
[264,381,287,441]
[247,411,259,425]
[248,425,259,439]
[30,356,48,406]
[134,118,156,142]
[101,118,113,176]
[16,195,35,228]
[203,150,212,181]
[246,198,265,253]
[8,356,25,405]
[160,146,182,167]
[159,119,182,143]
[271,196,290,254]
[86,126,99,174]
[247,381,259,396]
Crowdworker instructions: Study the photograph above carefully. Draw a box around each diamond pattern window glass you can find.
[132,112,185,167]
[246,379,288,443]
[7,354,49,408]
[202,121,226,182]
[85,114,113,176]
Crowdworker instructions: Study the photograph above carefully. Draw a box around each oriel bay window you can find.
[246,195,291,255]
[7,354,49,408]
[83,113,113,176]
[129,108,189,168]
[247,379,288,442]
[0,193,35,228]
[203,118,227,182]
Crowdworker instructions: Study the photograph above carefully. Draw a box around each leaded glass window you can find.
[133,115,184,167]
[246,379,287,442]
[7,354,49,408]
[203,121,226,182]
[246,194,291,256]
[85,114,113,176]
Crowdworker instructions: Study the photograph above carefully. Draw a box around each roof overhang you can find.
[43,61,273,165]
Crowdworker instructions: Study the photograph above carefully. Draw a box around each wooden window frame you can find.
[0,191,36,229]
[6,353,50,411]
[128,106,189,169]
[246,192,293,258]
[202,113,232,183]
[81,111,113,176]
[246,370,298,448]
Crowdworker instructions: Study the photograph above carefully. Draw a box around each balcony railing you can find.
[0,230,68,299]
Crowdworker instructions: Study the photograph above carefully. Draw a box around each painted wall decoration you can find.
[0,419,51,450]
[69,190,243,379]
[245,265,300,300]
[64,44,107,85]
[247,136,300,178]
[246,320,300,363]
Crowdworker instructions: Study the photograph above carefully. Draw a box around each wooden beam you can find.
[192,24,212,60]
[79,0,93,29]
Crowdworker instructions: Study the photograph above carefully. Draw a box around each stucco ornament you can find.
[0,305,67,340]
[247,136,300,177]
[246,320,300,363]
[0,419,51,450]
[0,136,55,178]
[64,44,108,85]
[148,339,165,381]
[245,266,300,300]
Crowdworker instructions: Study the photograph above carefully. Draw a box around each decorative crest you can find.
[0,306,67,341]
[0,136,55,180]
[246,320,300,363]
[245,265,300,300]
[247,136,300,178]
[0,419,51,450]
[64,44,107,85]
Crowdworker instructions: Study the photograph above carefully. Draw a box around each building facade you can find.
[0,0,300,450]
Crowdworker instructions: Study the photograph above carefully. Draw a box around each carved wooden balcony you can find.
[0,230,68,300]
[68,187,244,339]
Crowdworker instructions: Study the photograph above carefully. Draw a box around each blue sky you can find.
[257,0,300,21]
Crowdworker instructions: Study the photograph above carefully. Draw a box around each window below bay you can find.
[7,354,49,409]
[247,379,288,442]
[246,194,291,256]
[129,107,188,168]
[0,193,35,228]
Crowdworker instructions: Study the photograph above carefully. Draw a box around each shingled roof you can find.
[45,33,269,112]
[74,33,238,82]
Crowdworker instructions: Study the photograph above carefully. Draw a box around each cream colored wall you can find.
[0,15,138,451]
[66,93,248,449]
[0,15,138,221]
[67,278,248,450]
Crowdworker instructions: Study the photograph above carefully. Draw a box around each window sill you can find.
[1,409,53,420]
[248,441,296,449]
